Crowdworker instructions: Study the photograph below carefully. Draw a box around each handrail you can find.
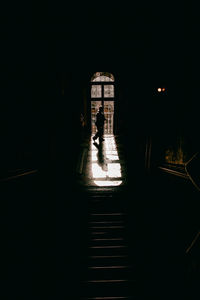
[0,169,38,182]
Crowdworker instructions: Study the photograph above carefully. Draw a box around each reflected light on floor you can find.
[91,135,123,187]
[94,180,122,186]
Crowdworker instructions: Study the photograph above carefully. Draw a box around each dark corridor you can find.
[1,3,200,300]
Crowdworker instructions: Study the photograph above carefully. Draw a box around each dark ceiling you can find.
[0,3,199,85]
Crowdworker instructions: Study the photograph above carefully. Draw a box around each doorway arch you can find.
[90,72,115,135]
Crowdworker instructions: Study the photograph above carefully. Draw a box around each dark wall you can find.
[1,66,198,177]
[1,2,198,175]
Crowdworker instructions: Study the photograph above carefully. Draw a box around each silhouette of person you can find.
[93,106,106,143]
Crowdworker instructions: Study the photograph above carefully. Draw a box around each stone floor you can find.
[77,135,128,189]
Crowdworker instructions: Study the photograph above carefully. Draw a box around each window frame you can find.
[91,74,115,100]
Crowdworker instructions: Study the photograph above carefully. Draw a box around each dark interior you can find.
[1,3,200,299]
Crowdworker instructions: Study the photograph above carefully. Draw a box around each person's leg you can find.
[99,127,104,142]
[93,128,99,141]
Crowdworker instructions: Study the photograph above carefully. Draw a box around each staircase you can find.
[80,189,136,300]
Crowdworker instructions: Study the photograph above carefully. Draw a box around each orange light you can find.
[162,88,166,92]
[157,88,162,92]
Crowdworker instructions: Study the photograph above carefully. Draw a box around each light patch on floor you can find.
[91,135,123,187]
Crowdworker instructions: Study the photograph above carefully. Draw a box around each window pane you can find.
[104,85,114,97]
[91,85,102,98]
[104,101,114,134]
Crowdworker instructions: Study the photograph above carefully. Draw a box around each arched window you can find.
[91,72,115,99]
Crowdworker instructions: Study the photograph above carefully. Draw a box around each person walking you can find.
[93,106,106,143]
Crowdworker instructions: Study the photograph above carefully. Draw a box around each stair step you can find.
[81,297,131,300]
[90,213,126,216]
[89,239,126,247]
[87,255,129,266]
[91,238,124,241]
[88,265,129,269]
[89,221,124,224]
[89,245,127,249]
[87,279,129,283]
[90,231,126,239]
[89,255,128,259]
[89,226,125,229]
[88,246,128,256]
[80,279,135,297]
[85,267,133,281]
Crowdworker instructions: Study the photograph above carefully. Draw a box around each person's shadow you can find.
[93,141,108,172]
